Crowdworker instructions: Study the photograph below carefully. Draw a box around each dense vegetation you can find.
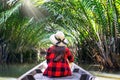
[0,0,120,71]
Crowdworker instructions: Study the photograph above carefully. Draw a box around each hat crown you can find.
[49,31,68,46]
[55,31,65,40]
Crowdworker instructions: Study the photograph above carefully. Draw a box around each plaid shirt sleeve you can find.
[46,46,55,64]
[66,48,74,62]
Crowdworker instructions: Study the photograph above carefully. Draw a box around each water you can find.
[0,63,120,80]
[91,71,120,80]
[0,77,17,80]
[0,63,38,77]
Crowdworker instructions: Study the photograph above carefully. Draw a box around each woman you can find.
[43,31,74,78]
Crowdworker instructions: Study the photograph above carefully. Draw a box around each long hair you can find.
[53,46,66,61]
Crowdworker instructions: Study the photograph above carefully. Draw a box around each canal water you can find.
[0,63,120,80]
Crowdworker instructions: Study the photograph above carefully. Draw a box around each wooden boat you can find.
[18,61,96,80]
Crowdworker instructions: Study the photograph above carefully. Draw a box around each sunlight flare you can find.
[21,0,45,20]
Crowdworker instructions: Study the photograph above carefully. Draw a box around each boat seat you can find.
[80,74,88,80]
[35,68,42,73]
[73,68,80,73]
[21,69,42,80]
[73,68,94,80]
[21,74,35,80]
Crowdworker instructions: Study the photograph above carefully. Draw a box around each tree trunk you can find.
[20,53,23,63]
[96,36,120,70]
[0,46,2,64]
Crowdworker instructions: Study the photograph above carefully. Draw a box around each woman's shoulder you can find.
[48,45,55,50]
[65,47,70,51]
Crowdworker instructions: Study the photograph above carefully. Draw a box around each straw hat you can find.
[49,31,68,46]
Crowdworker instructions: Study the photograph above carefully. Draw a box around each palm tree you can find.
[40,0,120,70]
[0,0,120,70]
[0,0,51,63]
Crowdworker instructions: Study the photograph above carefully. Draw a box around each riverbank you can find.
[91,71,120,80]
[0,77,16,80]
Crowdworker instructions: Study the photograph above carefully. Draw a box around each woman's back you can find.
[43,46,74,77]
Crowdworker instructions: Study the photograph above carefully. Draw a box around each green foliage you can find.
[0,0,120,66]
[40,0,120,68]
[0,0,50,63]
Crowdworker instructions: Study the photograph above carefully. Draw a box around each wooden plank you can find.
[21,74,35,80]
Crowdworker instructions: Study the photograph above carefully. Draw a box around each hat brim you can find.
[49,34,68,46]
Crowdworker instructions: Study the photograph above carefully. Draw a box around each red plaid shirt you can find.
[43,46,74,77]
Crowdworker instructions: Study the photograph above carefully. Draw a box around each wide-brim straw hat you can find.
[49,31,68,46]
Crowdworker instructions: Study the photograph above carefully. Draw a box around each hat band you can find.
[55,36,67,45]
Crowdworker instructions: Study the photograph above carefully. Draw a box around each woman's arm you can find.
[66,48,74,62]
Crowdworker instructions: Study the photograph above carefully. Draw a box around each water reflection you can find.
[0,77,17,80]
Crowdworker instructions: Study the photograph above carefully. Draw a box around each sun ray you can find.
[21,0,47,20]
